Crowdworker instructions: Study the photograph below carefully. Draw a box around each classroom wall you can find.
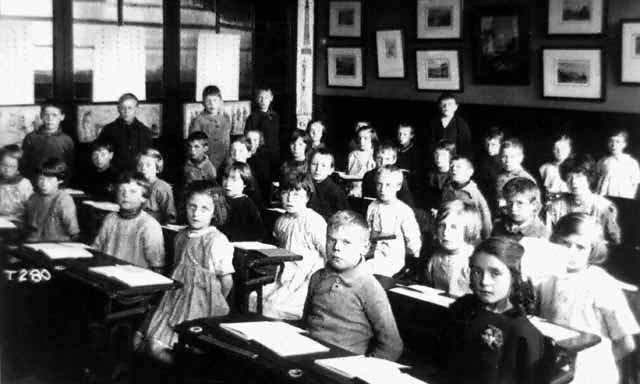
[314,0,640,113]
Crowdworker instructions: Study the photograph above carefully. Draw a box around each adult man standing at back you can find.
[97,93,153,171]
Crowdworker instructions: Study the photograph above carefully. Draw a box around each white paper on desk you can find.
[252,331,329,357]
[63,188,85,196]
[83,200,120,212]
[232,241,277,251]
[89,265,173,287]
[0,216,17,229]
[24,242,93,259]
[390,286,455,308]
[315,355,420,384]
[163,224,187,232]
[528,316,580,341]
[220,321,306,341]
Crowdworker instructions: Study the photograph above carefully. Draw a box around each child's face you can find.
[434,149,451,172]
[0,156,19,179]
[375,150,396,168]
[437,215,467,252]
[117,98,137,124]
[397,127,413,147]
[554,233,592,272]
[92,148,113,170]
[290,137,307,161]
[308,122,324,144]
[137,155,158,181]
[186,192,215,230]
[358,129,373,151]
[567,172,591,196]
[309,153,334,182]
[485,138,501,157]
[505,193,537,224]
[553,140,572,163]
[501,147,523,172]
[230,142,250,163]
[280,188,309,214]
[450,159,473,184]
[187,140,208,161]
[37,175,61,195]
[439,98,458,118]
[223,170,246,198]
[608,134,626,155]
[116,182,146,211]
[256,90,273,112]
[326,224,369,271]
[41,106,64,132]
[470,252,512,306]
[246,131,261,153]
[203,95,223,114]
[376,171,402,203]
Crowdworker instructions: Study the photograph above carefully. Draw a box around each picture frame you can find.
[547,0,606,36]
[416,49,462,91]
[77,103,163,143]
[328,1,362,38]
[182,100,252,139]
[327,47,365,88]
[416,0,463,40]
[620,20,640,85]
[376,30,405,79]
[541,48,605,101]
[473,6,530,85]
[0,105,41,147]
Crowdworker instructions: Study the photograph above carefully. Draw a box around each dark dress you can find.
[440,295,548,384]
[425,115,472,159]
[362,169,416,208]
[84,165,119,202]
[221,195,265,242]
[247,147,272,203]
[245,110,280,170]
[307,177,350,220]
[397,143,425,197]
[423,170,449,210]
[96,118,153,171]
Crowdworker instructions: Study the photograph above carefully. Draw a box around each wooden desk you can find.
[174,314,442,384]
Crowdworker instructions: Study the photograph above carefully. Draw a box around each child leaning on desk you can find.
[302,210,403,362]
[136,180,234,364]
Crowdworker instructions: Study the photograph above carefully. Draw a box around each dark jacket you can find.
[96,118,153,171]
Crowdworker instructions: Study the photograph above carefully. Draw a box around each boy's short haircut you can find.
[451,156,474,171]
[560,153,597,186]
[609,128,630,142]
[355,121,373,131]
[502,177,541,208]
[377,142,398,157]
[2,144,23,160]
[501,138,525,155]
[289,129,310,145]
[485,126,504,141]
[224,161,255,190]
[356,124,379,144]
[40,100,64,115]
[202,85,222,100]
[137,148,164,174]
[437,92,457,104]
[375,165,404,185]
[116,171,151,199]
[311,148,335,168]
[306,119,326,134]
[231,136,251,151]
[256,86,273,95]
[397,123,414,134]
[245,128,265,146]
[117,93,139,105]
[184,180,229,226]
[37,157,67,181]
[436,199,482,245]
[327,210,370,243]
[187,131,209,145]
[91,141,114,153]
[434,139,456,156]
[280,171,314,199]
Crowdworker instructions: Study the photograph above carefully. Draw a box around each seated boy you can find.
[441,157,492,239]
[0,145,33,226]
[184,131,217,186]
[492,177,549,240]
[362,143,415,208]
[93,172,165,271]
[493,138,536,211]
[85,141,119,201]
[367,166,421,277]
[24,157,79,242]
[396,123,423,193]
[307,149,349,219]
[475,126,503,199]
[424,140,455,210]
[302,210,403,361]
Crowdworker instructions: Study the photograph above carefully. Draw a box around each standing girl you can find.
[539,134,573,198]
[139,181,234,363]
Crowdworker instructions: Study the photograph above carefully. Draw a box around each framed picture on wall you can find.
[327,47,365,88]
[0,105,41,147]
[541,48,605,101]
[547,0,606,36]
[328,1,362,38]
[416,49,462,91]
[376,30,405,78]
[416,0,463,39]
[620,20,640,85]
[473,6,530,85]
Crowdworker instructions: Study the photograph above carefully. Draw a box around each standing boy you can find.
[307,149,349,219]
[244,87,280,171]
[189,85,231,169]
[425,92,472,159]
